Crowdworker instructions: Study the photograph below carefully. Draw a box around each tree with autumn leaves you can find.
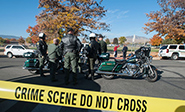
[26,25,40,44]
[27,0,109,43]
[149,34,163,46]
[18,36,25,44]
[144,0,185,44]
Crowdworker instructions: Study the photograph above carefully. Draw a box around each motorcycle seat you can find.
[115,59,127,64]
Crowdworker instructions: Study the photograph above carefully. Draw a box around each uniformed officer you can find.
[122,44,128,59]
[98,34,107,53]
[77,44,84,74]
[60,27,82,85]
[86,33,101,80]
[36,33,48,77]
[48,38,61,82]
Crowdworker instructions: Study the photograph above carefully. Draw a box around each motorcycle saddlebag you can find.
[98,61,115,71]
[24,59,39,67]
[23,52,35,58]
[99,53,110,60]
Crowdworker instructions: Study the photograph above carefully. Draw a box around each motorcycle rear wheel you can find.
[146,66,158,82]
[101,74,114,79]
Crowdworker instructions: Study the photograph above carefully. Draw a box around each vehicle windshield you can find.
[22,45,29,49]
[5,45,11,49]
[160,46,167,49]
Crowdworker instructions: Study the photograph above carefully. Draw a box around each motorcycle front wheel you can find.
[101,74,114,80]
[146,66,158,82]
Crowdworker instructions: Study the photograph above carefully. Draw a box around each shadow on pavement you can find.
[0,65,20,69]
[0,54,8,58]
[175,106,185,112]
[159,68,185,79]
[4,68,101,112]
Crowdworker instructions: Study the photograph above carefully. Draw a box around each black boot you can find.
[91,70,94,80]
[40,67,46,77]
[72,72,78,85]
[64,68,70,85]
[85,69,91,79]
[84,74,88,79]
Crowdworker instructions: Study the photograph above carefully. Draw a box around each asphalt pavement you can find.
[0,55,185,112]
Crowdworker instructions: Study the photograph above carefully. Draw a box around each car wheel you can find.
[7,52,13,58]
[171,54,179,60]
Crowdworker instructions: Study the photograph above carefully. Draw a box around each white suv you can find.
[158,44,185,60]
[4,44,37,58]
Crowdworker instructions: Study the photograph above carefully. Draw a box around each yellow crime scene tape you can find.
[0,80,185,112]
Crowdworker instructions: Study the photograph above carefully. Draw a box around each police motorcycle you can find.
[95,46,158,82]
[22,52,63,74]
[80,43,110,66]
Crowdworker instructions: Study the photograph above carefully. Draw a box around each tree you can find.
[0,37,5,43]
[18,36,25,44]
[26,25,40,44]
[10,38,17,41]
[28,0,110,41]
[119,36,127,44]
[82,38,87,43]
[105,38,110,44]
[144,0,185,43]
[5,40,10,44]
[149,34,163,46]
[162,38,177,44]
[26,37,33,44]
[112,38,118,44]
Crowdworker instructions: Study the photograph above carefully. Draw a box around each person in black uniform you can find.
[60,27,82,85]
[98,34,107,53]
[36,33,48,77]
[86,33,101,80]
[122,44,128,59]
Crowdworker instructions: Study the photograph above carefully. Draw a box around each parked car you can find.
[4,44,38,58]
[158,44,185,60]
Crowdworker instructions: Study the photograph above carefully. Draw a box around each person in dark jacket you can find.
[85,33,101,80]
[48,38,61,82]
[98,34,107,53]
[36,33,48,77]
[122,44,128,59]
[60,27,82,85]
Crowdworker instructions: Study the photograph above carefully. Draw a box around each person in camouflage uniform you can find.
[60,28,82,85]
[36,33,48,77]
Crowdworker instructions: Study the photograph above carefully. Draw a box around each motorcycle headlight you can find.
[144,64,149,68]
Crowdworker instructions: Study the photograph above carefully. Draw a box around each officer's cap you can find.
[99,34,104,38]
[67,27,74,32]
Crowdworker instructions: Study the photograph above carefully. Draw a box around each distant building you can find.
[107,44,115,47]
